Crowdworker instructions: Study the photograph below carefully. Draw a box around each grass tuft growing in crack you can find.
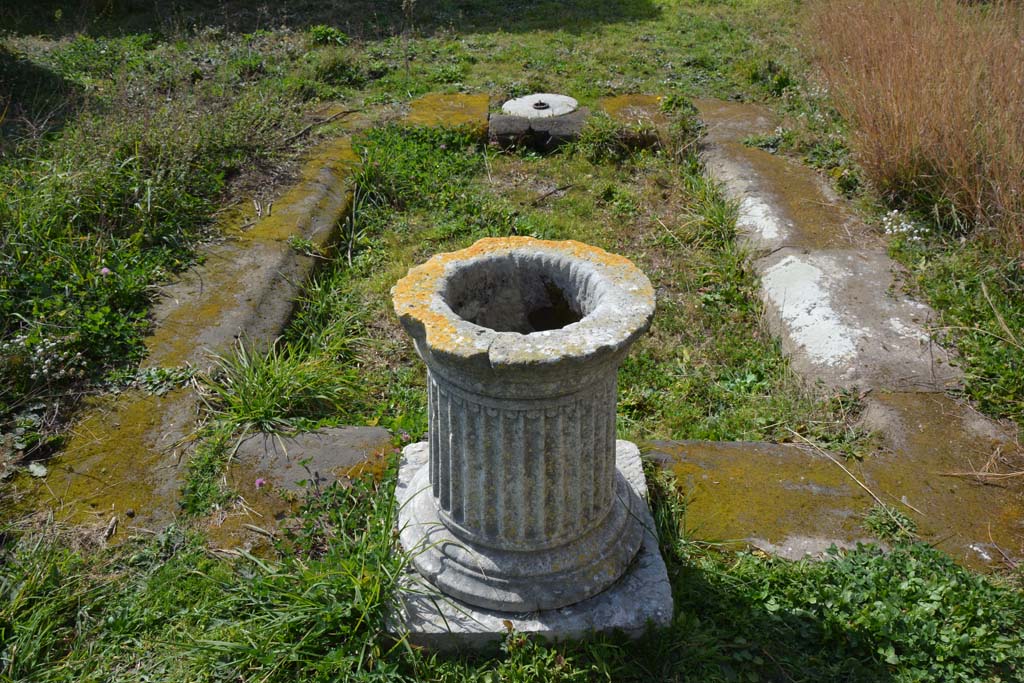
[197,339,358,436]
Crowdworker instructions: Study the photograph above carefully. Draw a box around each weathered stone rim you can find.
[392,237,656,373]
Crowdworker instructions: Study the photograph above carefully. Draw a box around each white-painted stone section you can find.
[698,98,961,390]
[887,317,929,343]
[761,254,864,367]
[737,195,787,242]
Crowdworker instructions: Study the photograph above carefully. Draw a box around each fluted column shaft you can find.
[427,369,617,552]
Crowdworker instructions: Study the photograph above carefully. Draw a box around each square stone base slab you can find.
[391,440,673,651]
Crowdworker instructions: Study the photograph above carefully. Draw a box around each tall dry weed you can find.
[806,0,1024,251]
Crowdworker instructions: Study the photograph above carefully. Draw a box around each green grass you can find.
[4,468,1023,682]
[197,339,359,435]
[2,1,1023,680]
[0,29,309,457]
[889,231,1024,428]
[2,472,406,682]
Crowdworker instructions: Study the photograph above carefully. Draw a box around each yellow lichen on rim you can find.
[391,236,655,359]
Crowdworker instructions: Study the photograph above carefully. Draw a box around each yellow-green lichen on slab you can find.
[651,396,1024,570]
[13,388,194,534]
[405,93,490,136]
[860,392,1024,568]
[599,94,668,128]
[652,440,868,552]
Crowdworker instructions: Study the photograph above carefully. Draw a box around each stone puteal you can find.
[392,237,668,615]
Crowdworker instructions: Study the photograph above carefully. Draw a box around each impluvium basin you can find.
[392,237,656,612]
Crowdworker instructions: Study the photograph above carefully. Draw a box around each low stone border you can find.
[14,94,492,539]
[15,127,360,533]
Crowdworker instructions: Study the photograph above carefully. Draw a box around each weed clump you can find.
[308,25,350,47]
[574,113,635,164]
[197,339,358,436]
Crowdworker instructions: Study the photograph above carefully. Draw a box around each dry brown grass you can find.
[806,0,1024,251]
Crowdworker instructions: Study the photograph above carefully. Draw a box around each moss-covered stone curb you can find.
[15,133,360,535]
[691,97,1024,569]
[15,92,494,540]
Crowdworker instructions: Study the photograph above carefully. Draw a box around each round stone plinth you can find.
[501,93,578,119]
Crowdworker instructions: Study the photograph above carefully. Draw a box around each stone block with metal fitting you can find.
[489,93,590,152]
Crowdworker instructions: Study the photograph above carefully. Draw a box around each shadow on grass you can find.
[0,45,81,143]
[613,473,897,682]
[635,562,896,682]
[1,0,661,39]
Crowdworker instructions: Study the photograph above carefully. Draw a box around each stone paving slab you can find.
[229,426,393,492]
[392,440,673,650]
[646,440,872,560]
[206,426,395,550]
[860,392,1024,566]
[646,409,1024,569]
